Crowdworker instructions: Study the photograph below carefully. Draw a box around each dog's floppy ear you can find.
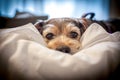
[78,18,91,30]
[34,20,45,34]
[79,12,95,28]
[76,18,93,35]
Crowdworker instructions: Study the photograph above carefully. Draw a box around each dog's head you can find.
[34,18,91,54]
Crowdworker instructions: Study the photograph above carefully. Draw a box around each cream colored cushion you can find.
[0,23,120,80]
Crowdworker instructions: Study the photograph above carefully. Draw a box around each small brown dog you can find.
[34,13,120,54]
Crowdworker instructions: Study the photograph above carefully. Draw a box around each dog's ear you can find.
[81,12,95,20]
[79,12,95,27]
[78,18,90,28]
[76,18,93,34]
[34,20,45,34]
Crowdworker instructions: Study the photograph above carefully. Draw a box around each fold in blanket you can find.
[0,23,120,80]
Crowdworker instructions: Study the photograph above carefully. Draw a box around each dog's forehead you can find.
[45,18,80,28]
[47,18,77,24]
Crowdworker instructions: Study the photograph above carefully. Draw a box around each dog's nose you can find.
[56,46,71,53]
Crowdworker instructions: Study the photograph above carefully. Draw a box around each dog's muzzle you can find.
[56,46,71,53]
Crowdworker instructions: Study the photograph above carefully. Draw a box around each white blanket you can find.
[0,23,120,80]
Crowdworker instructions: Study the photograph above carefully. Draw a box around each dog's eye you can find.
[46,33,54,40]
[70,31,78,38]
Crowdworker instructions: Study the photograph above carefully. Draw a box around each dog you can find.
[34,13,120,54]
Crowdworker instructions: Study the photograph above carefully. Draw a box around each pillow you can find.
[0,23,120,80]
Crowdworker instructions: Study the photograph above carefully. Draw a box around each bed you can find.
[0,23,120,80]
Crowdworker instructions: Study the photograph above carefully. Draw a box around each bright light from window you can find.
[44,1,74,18]
[43,0,109,20]
[27,6,34,12]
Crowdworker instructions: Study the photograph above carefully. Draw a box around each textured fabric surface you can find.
[0,23,120,80]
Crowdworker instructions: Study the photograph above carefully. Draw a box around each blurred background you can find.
[0,0,120,28]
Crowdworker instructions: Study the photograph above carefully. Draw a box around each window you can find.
[0,0,109,20]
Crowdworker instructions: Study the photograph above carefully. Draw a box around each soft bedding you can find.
[0,23,120,80]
